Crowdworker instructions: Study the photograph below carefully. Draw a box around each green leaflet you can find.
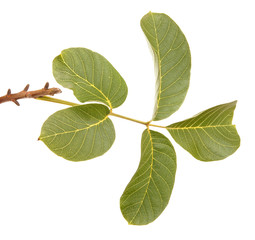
[53,48,128,109]
[34,12,241,226]
[120,129,176,225]
[39,104,115,161]
[141,12,191,121]
[167,101,240,161]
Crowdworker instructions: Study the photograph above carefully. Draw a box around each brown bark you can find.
[0,82,62,106]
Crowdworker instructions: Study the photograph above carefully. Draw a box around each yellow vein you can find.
[129,128,155,224]
[168,124,234,130]
[60,52,112,108]
[194,129,222,158]
[201,128,238,148]
[40,115,109,140]
[150,12,162,120]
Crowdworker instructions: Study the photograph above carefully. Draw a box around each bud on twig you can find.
[0,82,62,106]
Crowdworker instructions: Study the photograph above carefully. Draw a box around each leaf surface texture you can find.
[141,12,191,121]
[53,48,128,109]
[167,101,240,161]
[120,129,176,225]
[40,104,115,161]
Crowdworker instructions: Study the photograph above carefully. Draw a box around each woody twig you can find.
[0,82,62,106]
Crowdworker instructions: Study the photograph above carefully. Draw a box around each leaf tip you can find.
[228,100,238,113]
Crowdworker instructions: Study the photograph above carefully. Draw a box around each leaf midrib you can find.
[168,124,236,130]
[60,52,112,108]
[129,128,155,224]
[40,115,109,140]
[150,12,162,120]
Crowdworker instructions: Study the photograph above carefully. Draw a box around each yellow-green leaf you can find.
[39,104,115,161]
[53,48,128,109]
[167,101,240,161]
[120,129,176,225]
[141,12,191,121]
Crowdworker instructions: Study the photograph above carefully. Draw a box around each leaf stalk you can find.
[34,96,166,129]
[36,96,80,107]
[109,112,166,128]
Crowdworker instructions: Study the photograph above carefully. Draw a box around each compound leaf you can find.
[141,12,191,121]
[39,104,115,161]
[167,101,240,161]
[53,48,128,109]
[120,128,176,225]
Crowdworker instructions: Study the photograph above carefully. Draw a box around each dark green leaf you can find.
[120,129,176,225]
[40,104,115,161]
[167,101,240,161]
[141,12,191,121]
[53,48,128,109]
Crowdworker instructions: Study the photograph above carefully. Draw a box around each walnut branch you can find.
[0,82,62,106]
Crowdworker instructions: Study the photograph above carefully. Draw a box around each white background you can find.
[0,0,254,239]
